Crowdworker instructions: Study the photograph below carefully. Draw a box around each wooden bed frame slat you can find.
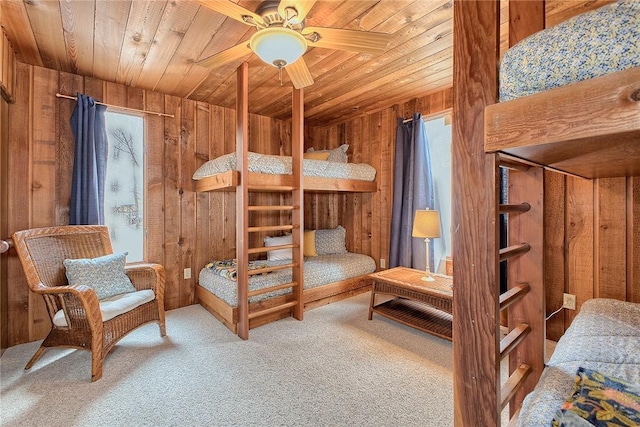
[485,66,640,179]
[196,274,373,334]
[193,170,378,193]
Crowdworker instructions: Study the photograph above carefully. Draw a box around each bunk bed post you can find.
[291,88,304,320]
[452,1,501,425]
[236,62,250,340]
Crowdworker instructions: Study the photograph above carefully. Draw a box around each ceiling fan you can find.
[197,0,391,89]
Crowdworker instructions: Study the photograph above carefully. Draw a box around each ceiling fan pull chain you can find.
[279,67,283,86]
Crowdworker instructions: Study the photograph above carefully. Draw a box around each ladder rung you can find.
[500,323,530,360]
[248,262,296,276]
[247,244,297,255]
[501,364,531,410]
[248,281,298,297]
[499,203,531,214]
[248,185,296,192]
[499,243,530,262]
[248,300,298,320]
[499,283,530,311]
[247,225,296,233]
[498,157,531,172]
[248,205,297,211]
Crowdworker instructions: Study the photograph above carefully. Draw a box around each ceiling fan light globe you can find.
[250,27,307,68]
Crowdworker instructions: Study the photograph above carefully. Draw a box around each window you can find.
[424,115,452,273]
[104,111,144,262]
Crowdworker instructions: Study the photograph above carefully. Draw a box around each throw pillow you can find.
[315,225,348,255]
[264,234,293,261]
[306,144,349,163]
[552,367,640,427]
[303,230,317,257]
[63,252,136,300]
[303,152,331,161]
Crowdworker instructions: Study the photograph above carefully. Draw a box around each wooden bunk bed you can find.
[194,62,377,339]
[453,1,639,426]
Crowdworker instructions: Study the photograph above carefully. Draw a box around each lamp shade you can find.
[412,209,441,239]
[250,27,307,68]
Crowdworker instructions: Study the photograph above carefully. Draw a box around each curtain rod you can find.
[403,110,452,125]
[55,93,175,118]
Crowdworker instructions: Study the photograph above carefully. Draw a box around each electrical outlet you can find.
[563,293,576,310]
[184,268,192,279]
[380,259,386,269]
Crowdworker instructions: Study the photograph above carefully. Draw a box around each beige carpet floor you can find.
[1,292,456,427]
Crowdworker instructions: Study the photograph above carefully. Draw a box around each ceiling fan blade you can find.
[286,58,314,89]
[199,0,265,27]
[197,42,252,68]
[302,27,390,55]
[278,0,317,25]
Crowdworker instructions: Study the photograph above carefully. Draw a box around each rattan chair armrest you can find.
[33,283,103,332]
[125,262,165,293]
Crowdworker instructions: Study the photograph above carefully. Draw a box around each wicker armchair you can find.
[12,225,166,381]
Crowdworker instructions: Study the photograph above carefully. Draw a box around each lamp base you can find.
[421,275,436,282]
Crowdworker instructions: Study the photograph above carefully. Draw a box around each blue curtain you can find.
[69,93,108,225]
[389,113,435,269]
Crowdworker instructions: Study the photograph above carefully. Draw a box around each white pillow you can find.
[264,235,293,261]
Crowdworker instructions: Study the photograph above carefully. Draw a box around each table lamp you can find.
[412,209,441,281]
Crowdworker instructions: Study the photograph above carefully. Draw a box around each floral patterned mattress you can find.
[192,151,377,182]
[517,298,640,426]
[500,0,639,101]
[198,253,376,307]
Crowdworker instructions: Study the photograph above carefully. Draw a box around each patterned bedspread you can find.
[198,253,376,306]
[500,0,639,101]
[517,298,640,426]
[192,151,377,182]
[205,259,270,281]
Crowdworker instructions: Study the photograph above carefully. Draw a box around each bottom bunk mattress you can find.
[517,298,640,426]
[198,253,376,307]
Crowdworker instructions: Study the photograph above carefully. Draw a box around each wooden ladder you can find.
[235,62,304,340]
[497,155,545,424]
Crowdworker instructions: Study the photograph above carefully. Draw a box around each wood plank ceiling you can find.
[0,0,610,126]
[0,0,452,126]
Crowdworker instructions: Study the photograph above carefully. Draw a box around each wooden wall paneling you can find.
[163,95,182,310]
[369,111,382,268]
[545,0,615,28]
[1,98,9,351]
[544,171,566,341]
[180,98,196,306]
[82,76,104,101]
[194,101,211,290]
[594,178,627,300]
[379,108,395,268]
[144,90,166,268]
[56,71,84,226]
[7,63,33,345]
[223,107,236,259]
[630,177,640,302]
[565,176,594,326]
[30,66,58,340]
[208,105,227,261]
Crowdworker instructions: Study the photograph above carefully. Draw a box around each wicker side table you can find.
[368,266,453,340]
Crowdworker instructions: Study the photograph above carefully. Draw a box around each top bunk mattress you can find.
[192,151,377,182]
[499,0,639,101]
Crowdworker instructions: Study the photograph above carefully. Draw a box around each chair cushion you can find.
[52,289,155,327]
[63,252,136,300]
